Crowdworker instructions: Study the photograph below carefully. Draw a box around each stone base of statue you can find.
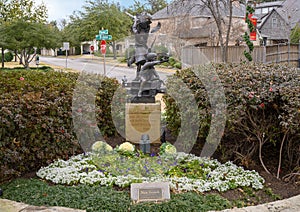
[125,102,161,144]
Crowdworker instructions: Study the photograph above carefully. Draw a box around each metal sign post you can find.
[90,45,94,60]
[95,29,112,76]
[101,40,107,76]
[63,42,70,69]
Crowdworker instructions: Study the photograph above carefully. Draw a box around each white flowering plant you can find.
[37,151,265,193]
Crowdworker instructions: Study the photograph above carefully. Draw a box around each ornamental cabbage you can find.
[92,141,113,153]
[118,142,135,152]
[165,144,177,154]
[160,142,177,155]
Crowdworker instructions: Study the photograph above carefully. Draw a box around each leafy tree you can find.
[0,0,48,68]
[0,20,58,68]
[128,0,168,15]
[147,0,168,14]
[63,1,132,58]
[128,0,147,15]
[290,23,300,44]
[6,0,48,23]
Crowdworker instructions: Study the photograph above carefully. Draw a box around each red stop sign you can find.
[100,40,106,55]
[90,45,94,51]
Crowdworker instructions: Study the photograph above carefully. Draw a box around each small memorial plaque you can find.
[131,182,170,203]
[139,188,162,200]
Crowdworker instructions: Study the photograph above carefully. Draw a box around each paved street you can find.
[40,55,173,83]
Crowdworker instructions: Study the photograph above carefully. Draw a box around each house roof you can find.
[258,9,285,30]
[276,0,300,28]
[152,0,246,20]
[255,1,283,9]
[258,0,300,30]
[254,1,283,19]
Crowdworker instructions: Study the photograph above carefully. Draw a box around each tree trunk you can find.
[112,41,117,59]
[14,50,18,62]
[1,48,4,68]
[19,55,23,65]
[224,0,233,63]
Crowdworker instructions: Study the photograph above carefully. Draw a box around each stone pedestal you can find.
[125,102,161,144]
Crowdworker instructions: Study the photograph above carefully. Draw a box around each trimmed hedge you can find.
[163,63,300,175]
[0,68,120,182]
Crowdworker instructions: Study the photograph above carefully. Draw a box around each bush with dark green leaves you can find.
[0,68,121,182]
[0,51,14,62]
[163,63,300,176]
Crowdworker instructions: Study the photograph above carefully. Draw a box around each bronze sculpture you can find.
[125,12,167,103]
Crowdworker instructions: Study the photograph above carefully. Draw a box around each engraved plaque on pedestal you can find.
[125,102,161,144]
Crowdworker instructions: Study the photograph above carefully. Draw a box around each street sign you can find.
[63,42,69,50]
[101,35,112,40]
[99,29,108,35]
[100,40,106,55]
[96,34,112,41]
[95,29,112,41]
[90,45,94,51]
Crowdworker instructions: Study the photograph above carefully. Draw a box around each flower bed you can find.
[37,149,264,193]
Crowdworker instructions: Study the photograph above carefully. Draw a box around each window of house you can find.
[272,18,278,28]
[116,44,122,51]
[255,8,262,15]
[175,17,186,31]
[262,7,269,14]
[191,17,201,28]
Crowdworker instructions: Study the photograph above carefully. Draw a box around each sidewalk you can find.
[0,199,85,212]
[210,194,300,212]
[1,194,299,211]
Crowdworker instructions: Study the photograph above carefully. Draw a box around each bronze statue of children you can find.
[127,12,161,80]
[138,52,167,97]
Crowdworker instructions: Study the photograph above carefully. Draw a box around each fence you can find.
[181,44,300,67]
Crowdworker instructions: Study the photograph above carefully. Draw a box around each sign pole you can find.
[66,49,68,69]
[100,40,107,76]
[96,30,112,76]
[103,54,106,76]
[63,42,70,70]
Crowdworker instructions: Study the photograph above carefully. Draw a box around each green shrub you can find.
[153,45,168,54]
[163,63,300,172]
[124,46,135,61]
[165,57,182,69]
[75,46,81,55]
[174,62,182,69]
[168,57,176,66]
[0,68,121,182]
[0,51,14,62]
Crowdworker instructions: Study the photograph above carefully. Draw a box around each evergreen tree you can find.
[290,24,300,44]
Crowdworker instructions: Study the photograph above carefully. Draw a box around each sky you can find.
[35,0,148,22]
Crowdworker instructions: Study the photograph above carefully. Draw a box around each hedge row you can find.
[0,67,120,182]
[163,63,300,175]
